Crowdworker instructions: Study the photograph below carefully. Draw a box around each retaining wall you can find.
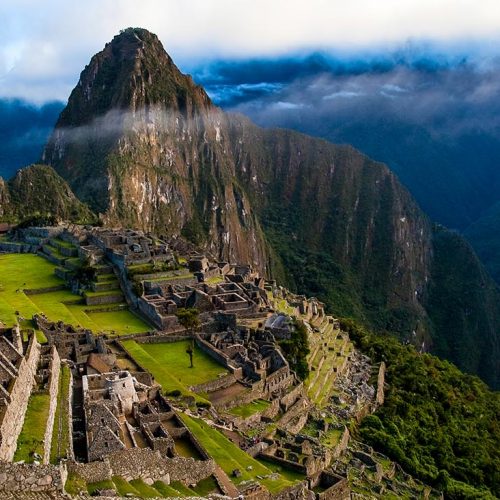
[42,346,61,464]
[68,448,215,486]
[0,462,66,493]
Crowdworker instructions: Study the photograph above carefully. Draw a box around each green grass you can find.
[191,476,219,496]
[14,391,51,462]
[50,364,71,463]
[179,413,299,493]
[205,275,224,284]
[170,480,197,496]
[229,399,271,418]
[129,478,161,498]
[121,340,227,403]
[153,480,187,497]
[65,472,86,496]
[320,427,343,447]
[257,457,306,483]
[111,476,141,496]
[52,238,75,249]
[87,479,115,495]
[0,254,150,335]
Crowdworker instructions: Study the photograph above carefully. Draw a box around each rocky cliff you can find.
[41,28,499,388]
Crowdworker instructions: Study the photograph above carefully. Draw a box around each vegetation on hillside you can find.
[2,164,96,224]
[426,225,500,389]
[278,318,310,380]
[340,318,500,499]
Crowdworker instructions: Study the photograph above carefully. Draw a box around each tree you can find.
[176,308,200,368]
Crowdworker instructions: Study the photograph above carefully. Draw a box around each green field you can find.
[0,254,149,335]
[121,340,227,403]
[14,392,51,462]
[229,399,271,418]
[179,413,301,493]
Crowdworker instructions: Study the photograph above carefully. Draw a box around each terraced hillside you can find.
[0,253,149,336]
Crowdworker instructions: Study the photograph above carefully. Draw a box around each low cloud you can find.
[198,54,500,140]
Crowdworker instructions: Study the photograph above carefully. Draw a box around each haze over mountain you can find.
[3,45,500,285]
[2,27,488,389]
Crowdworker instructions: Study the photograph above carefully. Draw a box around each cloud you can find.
[323,90,365,100]
[2,0,500,101]
[213,57,500,139]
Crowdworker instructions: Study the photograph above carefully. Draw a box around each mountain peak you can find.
[53,28,211,127]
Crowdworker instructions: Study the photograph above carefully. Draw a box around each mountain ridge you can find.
[38,27,500,388]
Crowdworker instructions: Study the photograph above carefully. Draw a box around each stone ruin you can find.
[139,271,271,330]
[34,314,97,363]
[87,227,174,267]
[82,370,150,461]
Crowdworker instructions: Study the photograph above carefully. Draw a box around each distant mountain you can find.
[465,202,500,285]
[0,99,64,179]
[40,28,500,388]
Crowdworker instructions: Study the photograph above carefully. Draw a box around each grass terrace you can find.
[50,364,72,463]
[229,399,271,418]
[179,413,302,493]
[0,254,150,335]
[121,340,228,404]
[14,392,51,462]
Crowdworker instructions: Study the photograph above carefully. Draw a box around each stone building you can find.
[83,370,150,461]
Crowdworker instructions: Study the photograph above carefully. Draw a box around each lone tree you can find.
[176,308,200,368]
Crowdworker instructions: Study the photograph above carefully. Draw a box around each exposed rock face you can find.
[42,28,500,388]
[43,28,268,270]
[0,177,10,217]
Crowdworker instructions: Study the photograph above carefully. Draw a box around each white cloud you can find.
[324,91,364,100]
[1,0,500,101]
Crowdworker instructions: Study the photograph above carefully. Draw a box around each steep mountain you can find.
[465,202,500,285]
[41,28,500,388]
[43,28,268,270]
[0,164,94,223]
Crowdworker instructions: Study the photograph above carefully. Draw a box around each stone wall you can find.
[195,336,240,374]
[274,481,314,500]
[332,427,350,459]
[277,397,309,428]
[85,292,124,306]
[66,364,75,460]
[279,383,304,412]
[43,346,61,464]
[376,362,386,407]
[0,242,37,254]
[0,334,40,461]
[0,463,66,494]
[68,460,111,483]
[24,285,66,295]
[68,448,216,486]
[191,373,239,394]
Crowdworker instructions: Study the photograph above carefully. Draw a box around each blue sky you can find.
[1,0,500,102]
